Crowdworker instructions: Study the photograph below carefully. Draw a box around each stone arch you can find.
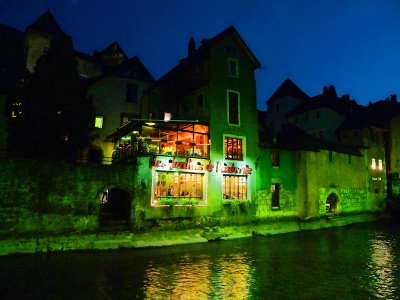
[326,192,339,214]
[99,187,131,229]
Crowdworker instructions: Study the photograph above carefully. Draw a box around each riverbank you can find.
[0,212,386,256]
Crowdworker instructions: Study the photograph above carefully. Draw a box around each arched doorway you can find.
[100,188,131,230]
[326,193,338,213]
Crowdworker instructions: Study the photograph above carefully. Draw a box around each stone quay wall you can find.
[0,158,135,237]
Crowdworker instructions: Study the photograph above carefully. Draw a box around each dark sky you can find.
[1,0,399,110]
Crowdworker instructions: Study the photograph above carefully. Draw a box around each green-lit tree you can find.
[7,35,94,161]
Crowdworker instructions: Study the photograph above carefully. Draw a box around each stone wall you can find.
[0,96,6,157]
[0,158,135,237]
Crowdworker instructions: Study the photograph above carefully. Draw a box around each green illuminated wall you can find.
[297,149,385,219]
[255,148,298,218]
[0,159,135,237]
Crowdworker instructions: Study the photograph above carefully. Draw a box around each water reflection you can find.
[143,253,253,299]
[366,233,398,299]
[2,220,400,299]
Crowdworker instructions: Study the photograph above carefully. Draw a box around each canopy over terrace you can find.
[106,119,210,163]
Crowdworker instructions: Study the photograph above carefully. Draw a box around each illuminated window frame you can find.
[371,158,376,170]
[95,116,104,128]
[378,159,383,171]
[152,171,204,206]
[224,136,244,160]
[222,175,248,200]
[271,183,280,208]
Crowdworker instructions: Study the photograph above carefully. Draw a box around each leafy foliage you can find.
[6,35,94,161]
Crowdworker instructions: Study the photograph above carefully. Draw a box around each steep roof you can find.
[26,11,63,35]
[0,23,23,44]
[94,41,128,61]
[157,25,260,83]
[87,56,154,84]
[267,78,309,103]
[113,56,154,81]
[336,99,400,133]
[260,123,362,156]
[202,26,261,68]
[287,85,360,117]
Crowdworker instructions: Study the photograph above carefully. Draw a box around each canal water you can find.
[1,220,400,299]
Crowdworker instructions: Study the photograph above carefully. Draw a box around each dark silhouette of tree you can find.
[6,35,94,161]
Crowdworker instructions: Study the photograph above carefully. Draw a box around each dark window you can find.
[225,46,237,55]
[228,91,239,125]
[225,137,243,160]
[329,151,333,163]
[126,83,138,103]
[316,110,320,118]
[272,150,280,167]
[271,183,280,208]
[318,130,325,139]
[196,94,204,107]
[228,58,238,77]
[276,104,279,112]
[305,113,309,121]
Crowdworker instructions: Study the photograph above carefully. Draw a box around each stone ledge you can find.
[0,213,388,256]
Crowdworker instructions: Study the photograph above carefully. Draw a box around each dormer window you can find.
[228,58,239,77]
[225,46,237,55]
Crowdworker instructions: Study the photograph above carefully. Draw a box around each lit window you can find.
[225,137,243,160]
[95,116,103,128]
[272,150,280,167]
[378,159,383,170]
[271,183,280,208]
[153,171,204,205]
[228,58,238,77]
[223,175,247,200]
[11,101,22,118]
[371,158,376,170]
[228,90,240,125]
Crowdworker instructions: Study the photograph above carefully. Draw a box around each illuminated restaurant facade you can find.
[105,26,388,224]
[106,26,261,216]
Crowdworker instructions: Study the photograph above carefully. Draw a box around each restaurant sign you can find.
[153,157,252,175]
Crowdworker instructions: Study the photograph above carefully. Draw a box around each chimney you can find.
[188,37,195,57]
[341,94,350,101]
[391,94,397,104]
[328,85,337,97]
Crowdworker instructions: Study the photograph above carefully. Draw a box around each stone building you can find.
[108,26,261,218]
[265,78,309,132]
[0,11,154,162]
[87,42,155,162]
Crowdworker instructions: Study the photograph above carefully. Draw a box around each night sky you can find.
[1,0,399,110]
